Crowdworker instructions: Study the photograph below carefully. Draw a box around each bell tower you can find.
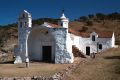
[59,10,69,28]
[18,10,32,29]
[17,10,32,63]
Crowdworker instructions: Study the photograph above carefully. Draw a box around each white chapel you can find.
[14,10,74,63]
[14,10,115,64]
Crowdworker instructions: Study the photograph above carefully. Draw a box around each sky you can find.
[0,0,120,25]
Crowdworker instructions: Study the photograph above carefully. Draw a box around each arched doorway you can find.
[27,27,55,62]
[86,46,90,56]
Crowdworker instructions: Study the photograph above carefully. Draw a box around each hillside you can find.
[0,12,120,52]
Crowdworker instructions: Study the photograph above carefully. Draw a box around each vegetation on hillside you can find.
[76,12,120,22]
[0,24,17,52]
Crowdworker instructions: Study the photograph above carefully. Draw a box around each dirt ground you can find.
[0,62,71,77]
[0,54,84,77]
[64,48,120,80]
[0,48,120,79]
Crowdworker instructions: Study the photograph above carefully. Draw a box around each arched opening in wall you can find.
[27,28,55,63]
[23,14,25,18]
[92,35,95,41]
[20,22,22,27]
[86,46,90,56]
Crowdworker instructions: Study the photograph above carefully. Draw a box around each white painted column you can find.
[25,34,28,58]
[25,28,31,58]
[25,30,30,68]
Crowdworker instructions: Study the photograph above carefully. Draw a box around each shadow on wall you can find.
[72,45,86,58]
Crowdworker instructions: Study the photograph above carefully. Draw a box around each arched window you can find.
[92,35,95,41]
[23,14,25,18]
[61,23,63,26]
[20,22,22,27]
[25,22,27,27]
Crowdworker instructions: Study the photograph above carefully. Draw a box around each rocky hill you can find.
[0,12,120,52]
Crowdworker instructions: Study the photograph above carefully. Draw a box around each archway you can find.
[27,27,55,62]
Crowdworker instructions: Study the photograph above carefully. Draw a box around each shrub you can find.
[79,26,88,32]
[86,21,93,26]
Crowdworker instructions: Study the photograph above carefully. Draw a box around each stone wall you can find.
[52,28,73,63]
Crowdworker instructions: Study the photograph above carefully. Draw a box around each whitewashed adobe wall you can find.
[51,28,74,63]
[27,26,74,63]
[27,26,55,61]
[79,37,112,54]
[71,32,115,55]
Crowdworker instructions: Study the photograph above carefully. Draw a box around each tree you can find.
[96,13,106,20]
[79,16,88,22]
[88,14,94,19]
[79,26,88,32]
[86,21,93,26]
[107,12,120,20]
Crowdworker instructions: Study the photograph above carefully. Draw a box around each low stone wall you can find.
[0,59,86,80]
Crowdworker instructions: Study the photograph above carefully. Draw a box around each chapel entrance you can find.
[86,46,90,56]
[42,46,52,62]
[28,28,55,62]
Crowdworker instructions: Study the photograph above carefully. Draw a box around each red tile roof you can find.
[47,22,60,28]
[46,22,113,38]
[95,31,113,38]
[69,29,113,38]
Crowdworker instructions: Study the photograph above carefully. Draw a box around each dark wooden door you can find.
[42,46,52,62]
[86,46,90,56]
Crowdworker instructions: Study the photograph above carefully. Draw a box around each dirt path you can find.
[64,48,120,80]
[0,62,71,77]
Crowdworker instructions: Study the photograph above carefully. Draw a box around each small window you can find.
[20,22,22,27]
[23,14,25,18]
[99,44,102,49]
[92,35,95,41]
[61,23,63,26]
[25,22,27,27]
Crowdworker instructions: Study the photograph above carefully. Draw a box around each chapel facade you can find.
[14,10,115,64]
[14,10,74,63]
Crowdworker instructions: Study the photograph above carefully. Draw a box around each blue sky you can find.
[0,0,120,25]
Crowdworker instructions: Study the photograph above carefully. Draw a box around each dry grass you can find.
[64,48,120,80]
[0,62,71,77]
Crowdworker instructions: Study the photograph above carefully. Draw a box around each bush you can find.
[79,26,88,32]
[86,21,93,26]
